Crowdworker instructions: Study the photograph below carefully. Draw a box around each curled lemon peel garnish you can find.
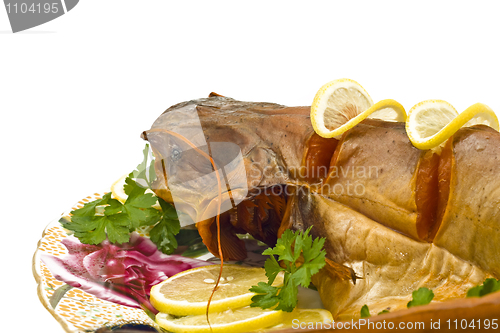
[406,100,500,150]
[311,79,499,149]
[311,78,406,138]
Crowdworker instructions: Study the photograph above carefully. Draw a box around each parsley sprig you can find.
[467,278,500,298]
[360,305,389,318]
[360,279,500,318]
[360,287,434,317]
[249,227,326,312]
[149,197,181,254]
[64,144,181,254]
[360,304,371,318]
[407,287,434,308]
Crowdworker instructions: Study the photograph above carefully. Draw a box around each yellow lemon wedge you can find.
[155,306,285,333]
[311,78,406,138]
[406,100,500,150]
[111,174,129,203]
[111,174,161,209]
[150,265,284,316]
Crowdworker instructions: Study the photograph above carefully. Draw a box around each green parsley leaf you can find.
[130,143,156,189]
[263,255,281,285]
[250,227,326,312]
[360,304,389,317]
[65,144,180,253]
[103,197,125,215]
[292,230,326,288]
[250,282,280,309]
[101,214,132,244]
[275,276,298,312]
[262,229,294,262]
[124,173,145,197]
[121,171,162,229]
[68,215,107,245]
[360,304,370,318]
[71,192,113,218]
[123,195,161,229]
[149,219,177,254]
[467,278,500,298]
[67,192,131,245]
[407,287,434,308]
[149,198,181,254]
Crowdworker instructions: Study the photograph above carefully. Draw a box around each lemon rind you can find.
[311,79,374,138]
[150,265,277,316]
[155,308,284,333]
[151,290,256,316]
[406,101,499,150]
[285,308,334,323]
[313,98,407,138]
[311,80,499,150]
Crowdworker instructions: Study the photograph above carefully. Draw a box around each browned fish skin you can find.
[143,96,313,259]
[291,189,491,319]
[144,96,500,320]
[322,120,423,240]
[146,96,312,195]
[144,97,500,260]
[434,125,500,277]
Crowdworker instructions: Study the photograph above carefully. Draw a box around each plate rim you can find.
[33,215,75,333]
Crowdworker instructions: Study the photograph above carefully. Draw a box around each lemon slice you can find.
[406,100,500,150]
[311,79,406,138]
[250,308,334,332]
[261,308,333,331]
[156,306,285,333]
[111,174,161,209]
[150,265,284,316]
[284,308,333,325]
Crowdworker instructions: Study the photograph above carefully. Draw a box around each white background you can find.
[1,1,500,332]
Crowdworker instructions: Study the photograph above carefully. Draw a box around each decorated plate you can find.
[33,192,273,333]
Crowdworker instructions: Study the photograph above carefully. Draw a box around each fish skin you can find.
[434,125,500,277]
[322,120,423,240]
[144,97,500,319]
[143,96,313,259]
[291,190,491,319]
[145,96,312,205]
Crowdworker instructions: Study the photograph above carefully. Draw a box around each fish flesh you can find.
[143,95,500,320]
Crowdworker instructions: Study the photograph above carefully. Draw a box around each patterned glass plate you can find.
[33,192,272,333]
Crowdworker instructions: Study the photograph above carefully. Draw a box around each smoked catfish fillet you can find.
[143,96,500,320]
